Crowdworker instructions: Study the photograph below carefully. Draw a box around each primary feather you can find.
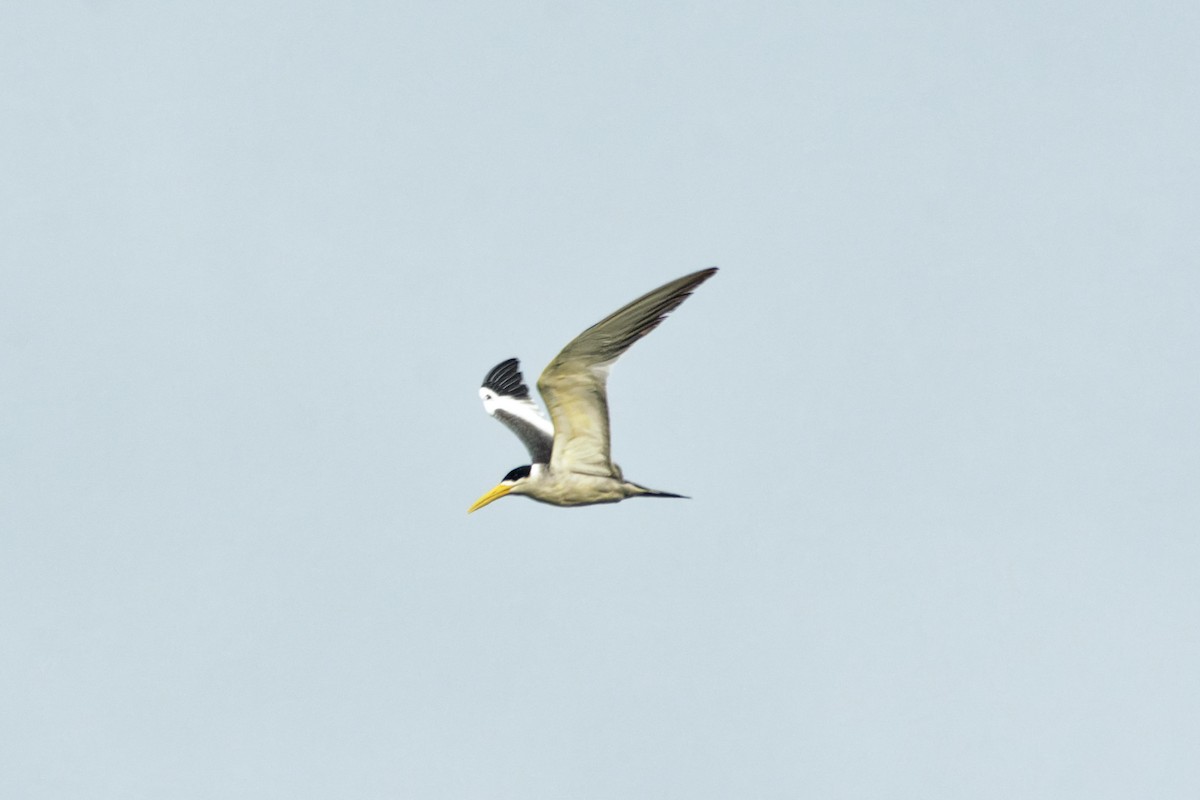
[479,358,554,464]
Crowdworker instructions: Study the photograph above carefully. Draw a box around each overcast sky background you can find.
[3,2,1198,798]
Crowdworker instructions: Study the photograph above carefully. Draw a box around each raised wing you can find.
[537,267,717,477]
[479,358,555,464]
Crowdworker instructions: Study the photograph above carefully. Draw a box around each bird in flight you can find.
[469,267,717,512]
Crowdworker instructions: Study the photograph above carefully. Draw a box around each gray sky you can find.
[3,2,1198,798]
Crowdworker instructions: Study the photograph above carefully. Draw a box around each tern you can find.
[468,267,717,512]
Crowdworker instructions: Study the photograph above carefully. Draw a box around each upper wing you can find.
[537,267,717,477]
[479,358,555,464]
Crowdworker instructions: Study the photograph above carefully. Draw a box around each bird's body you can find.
[504,465,660,507]
[469,267,717,512]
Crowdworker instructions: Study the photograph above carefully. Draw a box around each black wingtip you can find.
[482,358,530,399]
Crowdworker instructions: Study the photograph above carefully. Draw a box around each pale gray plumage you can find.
[538,268,718,479]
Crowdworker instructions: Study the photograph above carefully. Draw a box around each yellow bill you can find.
[468,483,513,513]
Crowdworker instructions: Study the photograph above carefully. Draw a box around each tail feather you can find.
[626,482,688,499]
